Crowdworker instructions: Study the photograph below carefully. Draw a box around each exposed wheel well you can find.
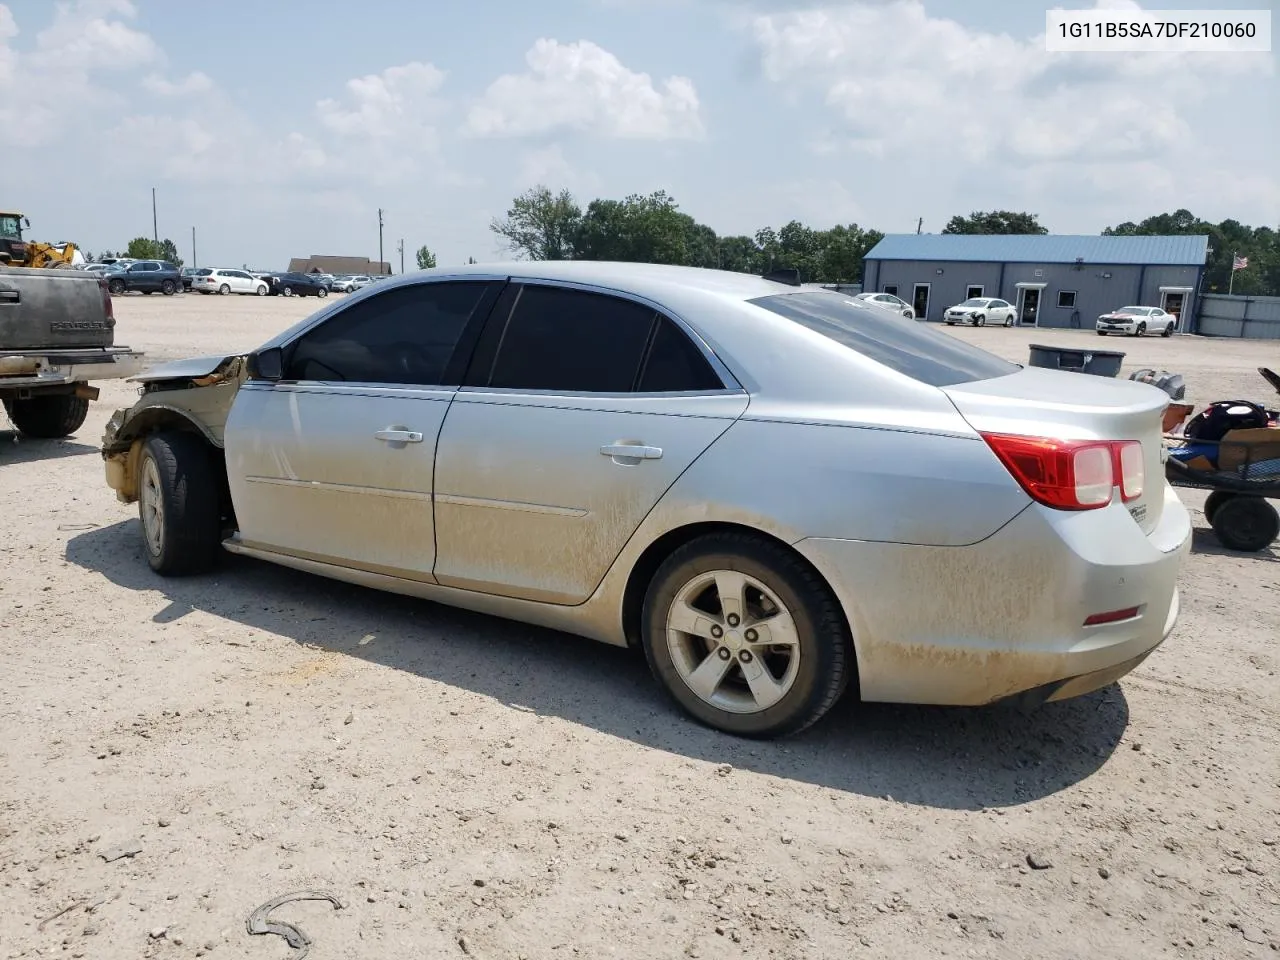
[110,411,234,528]
[620,521,856,665]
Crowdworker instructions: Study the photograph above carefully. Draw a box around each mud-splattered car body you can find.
[98,261,1191,739]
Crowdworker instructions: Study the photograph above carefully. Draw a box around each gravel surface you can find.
[2,292,1277,959]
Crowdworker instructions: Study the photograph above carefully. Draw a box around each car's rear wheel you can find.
[1004,314,1014,327]
[161,279,176,295]
[137,432,222,576]
[318,287,328,298]
[1135,321,1147,336]
[641,532,852,738]
[1210,495,1279,552]
[3,394,89,438]
[1203,490,1236,524]
[1162,322,1174,337]
[108,279,124,294]
[218,284,230,295]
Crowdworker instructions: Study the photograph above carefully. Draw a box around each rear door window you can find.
[749,291,1019,387]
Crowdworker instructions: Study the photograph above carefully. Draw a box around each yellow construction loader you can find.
[0,210,84,268]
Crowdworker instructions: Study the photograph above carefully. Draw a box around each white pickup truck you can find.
[1,266,144,438]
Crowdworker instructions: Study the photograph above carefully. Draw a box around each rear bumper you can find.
[795,484,1191,706]
[0,347,145,391]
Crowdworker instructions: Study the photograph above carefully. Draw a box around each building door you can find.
[1017,287,1041,326]
[912,283,931,321]
[1160,290,1186,329]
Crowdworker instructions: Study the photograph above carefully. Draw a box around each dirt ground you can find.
[2,292,1277,960]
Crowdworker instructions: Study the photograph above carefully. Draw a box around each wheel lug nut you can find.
[744,629,758,642]
[710,625,723,638]
[717,647,732,661]
[726,614,740,627]
[739,650,753,663]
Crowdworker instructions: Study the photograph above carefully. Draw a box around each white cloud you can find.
[29,0,157,73]
[752,0,1271,163]
[142,71,213,96]
[317,61,447,141]
[465,39,704,140]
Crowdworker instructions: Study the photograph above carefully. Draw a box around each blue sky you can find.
[2,0,1275,269]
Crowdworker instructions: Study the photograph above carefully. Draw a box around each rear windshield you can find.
[749,291,1020,387]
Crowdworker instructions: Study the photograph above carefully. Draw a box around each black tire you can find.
[1097,330,1107,336]
[137,432,222,575]
[973,315,985,327]
[1210,496,1279,552]
[318,287,328,298]
[1135,321,1146,337]
[1161,322,1174,338]
[1203,490,1236,524]
[108,279,124,294]
[218,284,230,295]
[161,279,176,295]
[283,286,294,297]
[1004,315,1014,327]
[641,532,853,739]
[2,394,90,438]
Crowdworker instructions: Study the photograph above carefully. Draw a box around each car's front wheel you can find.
[318,287,328,298]
[1135,321,1147,336]
[641,532,852,738]
[256,284,268,296]
[137,432,223,576]
[283,286,294,297]
[973,314,985,326]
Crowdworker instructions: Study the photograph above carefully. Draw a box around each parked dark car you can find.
[266,272,329,298]
[106,260,182,296]
[180,267,201,291]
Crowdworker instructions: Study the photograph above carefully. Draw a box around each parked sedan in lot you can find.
[853,291,915,319]
[100,262,1189,738]
[1097,306,1176,337]
[105,260,182,296]
[943,297,1016,327]
[333,274,373,293]
[191,268,269,296]
[265,272,329,298]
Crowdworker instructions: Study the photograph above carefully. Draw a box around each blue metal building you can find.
[862,234,1209,331]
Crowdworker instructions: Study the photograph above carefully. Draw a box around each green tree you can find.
[942,211,1048,235]
[574,191,696,264]
[415,244,437,270]
[490,185,582,260]
[123,236,183,269]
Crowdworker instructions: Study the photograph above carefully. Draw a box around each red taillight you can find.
[981,433,1144,511]
[98,278,114,319]
[1114,440,1144,502]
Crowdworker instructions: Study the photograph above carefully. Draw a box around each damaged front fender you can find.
[102,355,247,503]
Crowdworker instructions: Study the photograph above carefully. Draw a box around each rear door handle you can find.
[0,290,18,303]
[374,428,423,443]
[600,442,663,461]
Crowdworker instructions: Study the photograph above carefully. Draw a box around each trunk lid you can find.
[942,367,1170,534]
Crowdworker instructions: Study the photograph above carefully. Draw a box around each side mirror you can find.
[249,347,283,381]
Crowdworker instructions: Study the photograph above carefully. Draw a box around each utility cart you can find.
[1163,367,1280,552]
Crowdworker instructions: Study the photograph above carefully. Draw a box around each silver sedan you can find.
[100,262,1191,738]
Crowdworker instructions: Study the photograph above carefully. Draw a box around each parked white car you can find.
[943,297,1016,327]
[1096,306,1176,337]
[192,268,269,297]
[853,292,915,319]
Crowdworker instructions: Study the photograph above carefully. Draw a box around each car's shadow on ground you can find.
[1189,526,1278,562]
[66,520,1132,812]
[0,431,99,463]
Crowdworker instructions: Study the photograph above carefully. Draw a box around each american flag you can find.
[1232,255,1249,271]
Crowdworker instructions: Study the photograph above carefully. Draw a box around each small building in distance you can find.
[861,234,1209,331]
[286,254,392,276]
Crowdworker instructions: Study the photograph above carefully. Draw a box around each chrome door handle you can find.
[600,442,663,461]
[374,428,423,443]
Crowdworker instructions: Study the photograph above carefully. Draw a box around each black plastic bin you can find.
[1027,343,1125,378]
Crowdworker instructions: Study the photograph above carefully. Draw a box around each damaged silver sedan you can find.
[102,262,1190,738]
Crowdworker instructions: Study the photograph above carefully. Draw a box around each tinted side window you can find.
[638,318,723,392]
[749,291,1019,387]
[486,285,655,393]
[284,281,494,385]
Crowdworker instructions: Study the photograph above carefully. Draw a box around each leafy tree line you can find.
[1103,209,1278,297]
[87,237,184,270]
[490,186,884,283]
[490,190,1280,296]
